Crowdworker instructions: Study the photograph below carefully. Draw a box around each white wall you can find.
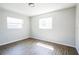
[76,4,79,54]
[0,8,30,45]
[31,7,75,47]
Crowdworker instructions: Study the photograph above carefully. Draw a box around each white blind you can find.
[7,17,23,29]
[39,17,52,29]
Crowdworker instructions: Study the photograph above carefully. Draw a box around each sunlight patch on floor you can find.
[36,42,54,51]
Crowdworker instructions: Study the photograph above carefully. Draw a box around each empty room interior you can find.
[0,3,79,55]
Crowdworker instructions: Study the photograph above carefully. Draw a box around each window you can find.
[7,17,23,29]
[39,17,52,29]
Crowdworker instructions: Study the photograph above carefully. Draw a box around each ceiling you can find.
[0,3,76,16]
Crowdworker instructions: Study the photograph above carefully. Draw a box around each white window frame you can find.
[39,17,52,29]
[7,16,23,29]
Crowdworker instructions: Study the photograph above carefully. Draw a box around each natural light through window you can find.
[39,17,52,29]
[7,17,23,29]
[36,42,54,51]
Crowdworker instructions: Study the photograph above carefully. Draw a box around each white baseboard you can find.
[0,37,29,46]
[32,37,75,48]
[0,36,75,48]
[76,48,79,54]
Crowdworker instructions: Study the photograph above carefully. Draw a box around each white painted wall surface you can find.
[0,8,30,45]
[76,4,79,54]
[31,7,75,47]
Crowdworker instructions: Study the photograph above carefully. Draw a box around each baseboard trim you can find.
[76,48,79,55]
[0,37,29,46]
[31,37,75,48]
[0,37,75,48]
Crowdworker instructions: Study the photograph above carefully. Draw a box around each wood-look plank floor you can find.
[0,38,78,55]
